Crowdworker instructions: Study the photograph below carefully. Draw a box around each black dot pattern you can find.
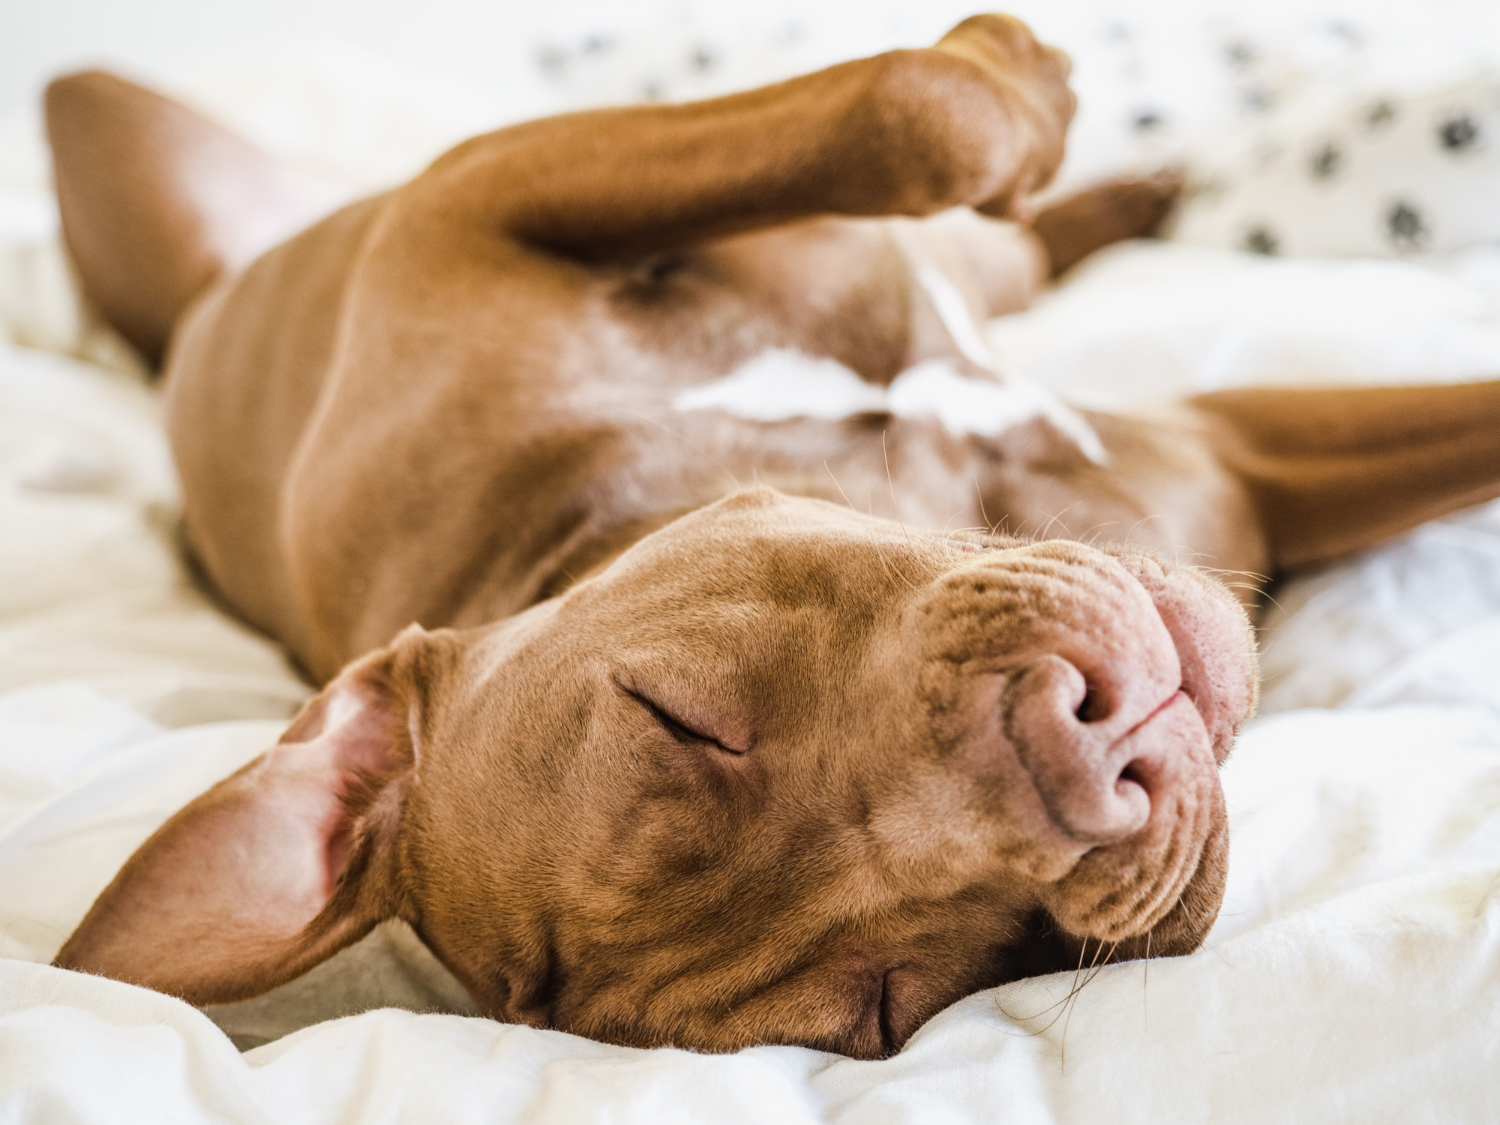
[1310,142,1342,180]
[1243,225,1280,255]
[1386,201,1428,250]
[1366,100,1398,130]
[1439,116,1479,151]
[1175,67,1500,256]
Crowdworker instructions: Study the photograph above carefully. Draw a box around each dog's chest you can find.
[538,235,1116,571]
[657,250,1104,462]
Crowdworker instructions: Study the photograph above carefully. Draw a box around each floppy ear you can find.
[53,631,438,1005]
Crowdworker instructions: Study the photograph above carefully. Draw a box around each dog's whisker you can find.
[618,407,745,492]
[880,431,942,582]
[1035,502,1083,543]
[1142,929,1151,1034]
[823,460,857,512]
[972,476,997,535]
[1056,937,1122,1070]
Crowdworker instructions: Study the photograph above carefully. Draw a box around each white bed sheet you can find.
[3,53,1500,1125]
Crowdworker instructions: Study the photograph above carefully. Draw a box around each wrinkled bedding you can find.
[4,26,1500,1125]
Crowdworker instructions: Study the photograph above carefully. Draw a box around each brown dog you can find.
[44,16,1500,1058]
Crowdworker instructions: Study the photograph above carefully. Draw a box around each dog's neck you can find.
[438,405,1114,641]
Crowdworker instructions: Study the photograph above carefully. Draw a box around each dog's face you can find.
[55,489,1254,1057]
[406,489,1255,1056]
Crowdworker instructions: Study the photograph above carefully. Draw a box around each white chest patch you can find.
[672,257,1106,462]
[673,349,1107,462]
[671,348,888,422]
[887,359,1059,438]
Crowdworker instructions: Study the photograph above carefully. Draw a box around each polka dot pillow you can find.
[1170,71,1500,257]
[511,2,1500,261]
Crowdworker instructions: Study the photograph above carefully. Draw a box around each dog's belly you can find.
[166,195,386,663]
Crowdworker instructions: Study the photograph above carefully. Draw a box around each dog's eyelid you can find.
[647,694,714,744]
[615,676,747,753]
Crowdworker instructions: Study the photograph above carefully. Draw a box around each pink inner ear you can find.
[265,683,399,905]
[308,682,413,890]
[53,670,412,1005]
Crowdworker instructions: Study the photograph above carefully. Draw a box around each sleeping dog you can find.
[45,15,1500,1057]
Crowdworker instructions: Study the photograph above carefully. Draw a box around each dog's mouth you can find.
[877,811,1228,1054]
[996,907,1093,982]
[1007,800,1229,980]
[866,967,900,1057]
[844,905,1163,1058]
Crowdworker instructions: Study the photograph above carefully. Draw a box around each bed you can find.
[2,6,1498,1121]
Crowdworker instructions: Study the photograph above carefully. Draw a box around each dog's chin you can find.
[997,814,1228,990]
[815,846,1229,1060]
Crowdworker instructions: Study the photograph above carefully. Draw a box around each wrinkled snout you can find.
[996,546,1253,847]
[910,540,1254,934]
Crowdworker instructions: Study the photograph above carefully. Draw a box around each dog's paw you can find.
[932,14,1077,220]
[1031,170,1185,276]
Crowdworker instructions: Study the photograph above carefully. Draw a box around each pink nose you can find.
[1001,653,1187,844]
[995,552,1255,847]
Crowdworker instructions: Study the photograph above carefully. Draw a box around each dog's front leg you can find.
[410,14,1073,261]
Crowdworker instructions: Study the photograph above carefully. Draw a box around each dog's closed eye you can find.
[629,687,721,745]
[614,674,750,755]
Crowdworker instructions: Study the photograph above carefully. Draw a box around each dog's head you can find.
[56,489,1255,1057]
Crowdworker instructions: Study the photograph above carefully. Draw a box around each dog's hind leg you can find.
[1191,380,1500,570]
[46,71,349,365]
